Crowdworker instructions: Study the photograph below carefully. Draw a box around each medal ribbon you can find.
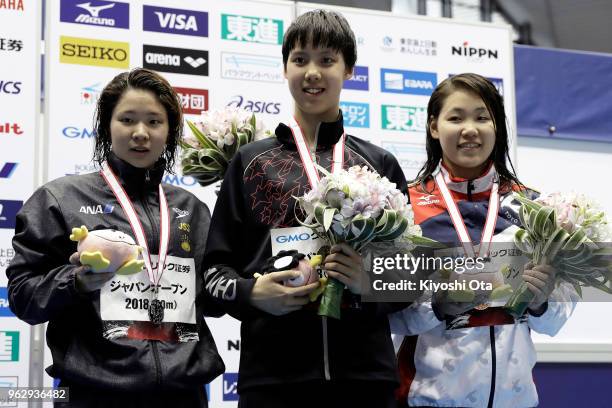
[434,169,499,259]
[288,116,345,189]
[101,162,170,285]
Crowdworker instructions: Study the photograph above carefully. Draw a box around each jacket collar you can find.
[436,161,498,195]
[106,152,165,192]
[274,110,345,150]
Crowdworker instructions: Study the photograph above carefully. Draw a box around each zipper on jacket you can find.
[322,316,330,380]
[487,326,496,408]
[467,180,474,201]
[151,340,163,386]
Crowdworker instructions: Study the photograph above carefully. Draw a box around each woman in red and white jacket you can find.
[390,73,577,408]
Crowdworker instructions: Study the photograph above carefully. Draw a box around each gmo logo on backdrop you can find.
[221,52,283,83]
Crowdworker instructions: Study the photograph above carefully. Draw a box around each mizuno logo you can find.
[172,207,189,218]
[417,194,440,206]
[76,2,114,17]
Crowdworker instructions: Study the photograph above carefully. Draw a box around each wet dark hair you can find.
[282,9,357,69]
[415,73,522,190]
[92,68,183,172]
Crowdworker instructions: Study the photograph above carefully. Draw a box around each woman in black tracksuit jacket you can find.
[6,68,223,407]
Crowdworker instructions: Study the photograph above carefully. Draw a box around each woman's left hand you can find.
[324,243,367,295]
[522,262,557,313]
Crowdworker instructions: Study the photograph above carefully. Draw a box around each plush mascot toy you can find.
[255,250,327,302]
[69,225,144,275]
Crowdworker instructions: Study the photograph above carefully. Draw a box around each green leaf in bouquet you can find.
[186,121,224,153]
[514,228,534,255]
[532,206,556,238]
[514,193,543,212]
[198,148,227,171]
[374,209,396,236]
[346,214,376,245]
[314,203,335,231]
[375,216,408,242]
[323,207,337,231]
[542,227,570,259]
[408,235,445,248]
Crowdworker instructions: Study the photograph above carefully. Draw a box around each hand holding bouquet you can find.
[505,192,612,317]
[295,165,430,319]
[180,107,271,187]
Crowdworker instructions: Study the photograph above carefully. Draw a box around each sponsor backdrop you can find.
[38,0,516,406]
[0,0,41,401]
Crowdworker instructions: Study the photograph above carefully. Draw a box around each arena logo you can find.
[340,101,369,128]
[60,0,129,29]
[220,52,283,83]
[0,287,14,317]
[60,36,129,68]
[163,174,197,187]
[0,80,21,94]
[226,95,281,115]
[0,122,23,135]
[343,66,369,91]
[221,14,283,45]
[0,199,22,229]
[0,38,23,52]
[381,69,437,96]
[0,163,17,179]
[143,5,208,37]
[0,0,24,11]
[143,45,208,76]
[451,41,498,60]
[174,87,208,115]
[222,373,239,401]
[62,126,96,139]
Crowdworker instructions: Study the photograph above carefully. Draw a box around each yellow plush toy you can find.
[69,226,144,275]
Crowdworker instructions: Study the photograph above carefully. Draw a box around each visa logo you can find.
[143,6,208,37]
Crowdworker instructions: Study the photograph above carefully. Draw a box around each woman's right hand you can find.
[249,270,319,316]
[69,252,114,293]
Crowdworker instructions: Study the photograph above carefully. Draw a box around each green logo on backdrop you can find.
[221,14,283,44]
[0,331,19,362]
[381,105,427,132]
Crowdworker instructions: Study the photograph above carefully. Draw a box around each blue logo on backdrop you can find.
[0,200,23,229]
[60,0,130,29]
[143,6,208,37]
[0,163,17,179]
[0,288,13,317]
[62,126,96,139]
[223,373,239,401]
[226,95,281,115]
[343,66,369,91]
[0,80,22,94]
[380,69,437,96]
[340,102,370,128]
[163,174,197,187]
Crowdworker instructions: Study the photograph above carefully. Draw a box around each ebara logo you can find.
[340,102,369,128]
[0,200,23,229]
[227,95,281,115]
[63,126,96,139]
[221,52,283,83]
[343,66,369,91]
[60,0,129,29]
[0,288,14,317]
[221,14,283,45]
[143,6,208,37]
[381,69,437,96]
[222,373,239,401]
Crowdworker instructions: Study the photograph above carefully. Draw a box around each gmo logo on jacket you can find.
[60,0,129,29]
[226,95,281,115]
[143,5,208,37]
[220,52,283,83]
[143,45,208,76]
[343,66,369,91]
[381,69,437,96]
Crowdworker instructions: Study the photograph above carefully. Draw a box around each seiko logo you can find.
[0,123,23,135]
[62,43,127,61]
[79,204,114,214]
[227,95,280,115]
[416,195,440,206]
[0,80,21,94]
[275,232,315,244]
[60,36,129,68]
[0,0,24,10]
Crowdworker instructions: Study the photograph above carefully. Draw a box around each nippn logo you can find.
[416,194,440,206]
[60,36,129,68]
